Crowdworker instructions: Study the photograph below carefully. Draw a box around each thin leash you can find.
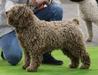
[26,0,33,8]
[26,0,37,11]
[26,0,29,6]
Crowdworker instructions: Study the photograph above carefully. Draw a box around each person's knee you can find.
[54,6,63,16]
[5,53,22,65]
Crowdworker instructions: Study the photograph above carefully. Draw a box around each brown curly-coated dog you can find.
[6,5,90,72]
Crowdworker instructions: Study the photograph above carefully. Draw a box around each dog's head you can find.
[70,0,84,2]
[6,5,34,28]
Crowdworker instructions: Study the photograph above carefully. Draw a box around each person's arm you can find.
[31,0,52,10]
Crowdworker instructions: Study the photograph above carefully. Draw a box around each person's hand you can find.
[31,0,48,10]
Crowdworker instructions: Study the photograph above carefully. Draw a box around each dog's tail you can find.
[72,18,79,25]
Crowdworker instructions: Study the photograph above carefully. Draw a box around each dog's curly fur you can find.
[6,5,90,72]
[70,0,98,42]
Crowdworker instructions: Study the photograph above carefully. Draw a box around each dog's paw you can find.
[26,66,37,72]
[80,65,90,69]
[69,64,78,69]
[22,64,29,69]
[86,38,92,42]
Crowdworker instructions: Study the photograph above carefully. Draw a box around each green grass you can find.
[0,46,98,75]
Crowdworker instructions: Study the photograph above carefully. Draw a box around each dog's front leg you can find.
[26,53,43,72]
[26,44,43,72]
[22,49,30,69]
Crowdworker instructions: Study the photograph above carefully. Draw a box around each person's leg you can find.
[34,2,63,65]
[0,31,22,65]
[42,52,63,65]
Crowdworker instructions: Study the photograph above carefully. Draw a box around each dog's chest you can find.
[17,30,35,47]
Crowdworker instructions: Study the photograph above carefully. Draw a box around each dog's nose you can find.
[5,11,8,15]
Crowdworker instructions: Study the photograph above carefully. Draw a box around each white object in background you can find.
[5,0,15,12]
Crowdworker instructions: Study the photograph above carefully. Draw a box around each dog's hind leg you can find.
[62,49,79,69]
[85,20,93,42]
[80,50,91,69]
